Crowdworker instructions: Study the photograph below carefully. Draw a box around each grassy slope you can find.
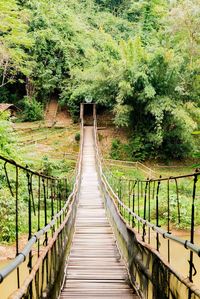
[13,121,79,176]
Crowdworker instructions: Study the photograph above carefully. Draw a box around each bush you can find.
[22,97,44,121]
[125,136,149,161]
[41,156,55,176]
[0,188,19,242]
[110,138,122,160]
[110,136,149,161]
[75,132,80,142]
[0,112,18,158]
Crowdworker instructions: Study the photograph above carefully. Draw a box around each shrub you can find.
[41,156,54,176]
[110,138,122,160]
[110,136,149,162]
[125,136,149,161]
[0,112,18,158]
[0,188,19,242]
[22,97,44,121]
[75,132,80,142]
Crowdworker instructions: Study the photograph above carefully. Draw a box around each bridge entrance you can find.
[80,103,96,126]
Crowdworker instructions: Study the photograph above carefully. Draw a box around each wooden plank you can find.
[63,280,131,289]
[61,290,133,295]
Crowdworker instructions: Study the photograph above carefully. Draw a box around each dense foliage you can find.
[0,0,200,160]
[22,96,43,121]
[0,112,17,158]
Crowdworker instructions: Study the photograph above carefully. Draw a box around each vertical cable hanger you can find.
[4,162,14,197]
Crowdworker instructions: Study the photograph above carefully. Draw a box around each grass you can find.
[153,165,196,178]
[13,122,80,177]
[104,164,145,180]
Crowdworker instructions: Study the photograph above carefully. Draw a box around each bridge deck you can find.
[60,127,137,298]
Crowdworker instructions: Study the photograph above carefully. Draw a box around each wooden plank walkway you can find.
[60,127,138,298]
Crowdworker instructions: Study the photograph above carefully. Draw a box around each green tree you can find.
[0,0,199,161]
[0,0,33,89]
[164,0,200,101]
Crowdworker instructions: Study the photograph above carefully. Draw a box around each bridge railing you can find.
[93,118,200,299]
[0,120,84,298]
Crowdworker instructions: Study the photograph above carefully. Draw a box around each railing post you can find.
[128,180,131,225]
[137,181,140,233]
[93,103,96,120]
[142,180,148,242]
[167,179,170,263]
[38,176,41,256]
[80,103,84,122]
[188,173,198,283]
[118,178,122,214]
[51,179,54,234]
[174,178,181,224]
[43,178,48,245]
[132,181,136,228]
[156,176,161,252]
[27,170,33,298]
[148,180,151,244]
[15,166,20,288]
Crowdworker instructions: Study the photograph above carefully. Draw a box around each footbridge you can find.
[0,111,200,299]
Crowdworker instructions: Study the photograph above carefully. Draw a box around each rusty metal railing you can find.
[93,118,200,299]
[0,119,84,299]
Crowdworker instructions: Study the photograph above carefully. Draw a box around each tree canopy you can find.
[0,0,200,160]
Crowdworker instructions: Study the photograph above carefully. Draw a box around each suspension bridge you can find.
[0,104,200,299]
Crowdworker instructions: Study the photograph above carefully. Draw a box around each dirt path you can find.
[45,98,72,127]
[55,108,72,127]
[45,98,58,126]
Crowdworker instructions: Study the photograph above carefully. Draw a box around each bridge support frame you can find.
[80,103,96,122]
